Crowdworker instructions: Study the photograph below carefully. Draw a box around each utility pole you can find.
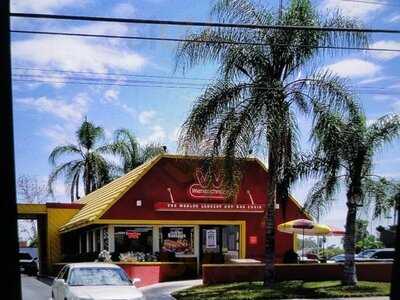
[279,0,283,20]
[1,1,22,299]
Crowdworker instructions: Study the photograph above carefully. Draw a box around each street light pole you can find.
[1,1,22,299]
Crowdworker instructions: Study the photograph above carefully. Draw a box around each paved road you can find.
[21,275,52,300]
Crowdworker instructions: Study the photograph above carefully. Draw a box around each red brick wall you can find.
[202,263,393,284]
[102,157,309,262]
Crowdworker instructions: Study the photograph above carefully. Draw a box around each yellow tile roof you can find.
[60,155,163,232]
[60,154,310,232]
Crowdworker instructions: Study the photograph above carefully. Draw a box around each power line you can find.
[12,76,400,95]
[12,78,206,89]
[12,68,400,90]
[13,67,212,81]
[12,72,400,91]
[11,30,400,53]
[9,12,400,34]
[13,73,208,86]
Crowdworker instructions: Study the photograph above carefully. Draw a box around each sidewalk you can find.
[139,279,202,300]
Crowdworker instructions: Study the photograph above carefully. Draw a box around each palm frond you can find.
[77,120,105,150]
[48,160,82,196]
[363,177,397,219]
[178,80,251,153]
[367,114,400,150]
[48,144,82,166]
[304,178,340,217]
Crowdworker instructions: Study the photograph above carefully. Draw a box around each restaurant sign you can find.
[188,168,225,200]
[154,202,265,213]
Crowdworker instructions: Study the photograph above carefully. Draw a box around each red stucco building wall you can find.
[101,156,309,262]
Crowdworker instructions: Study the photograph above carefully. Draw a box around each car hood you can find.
[70,285,143,299]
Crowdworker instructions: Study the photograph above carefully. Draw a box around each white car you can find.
[51,262,144,300]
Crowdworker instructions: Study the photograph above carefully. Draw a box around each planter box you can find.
[116,261,197,287]
[202,262,393,285]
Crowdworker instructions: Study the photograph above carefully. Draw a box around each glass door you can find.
[200,226,223,264]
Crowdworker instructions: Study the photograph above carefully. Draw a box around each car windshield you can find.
[19,253,32,260]
[357,250,376,258]
[68,267,131,286]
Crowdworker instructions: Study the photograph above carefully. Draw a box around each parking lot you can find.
[21,275,51,300]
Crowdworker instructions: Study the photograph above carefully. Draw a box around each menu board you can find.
[206,229,217,248]
[161,227,194,256]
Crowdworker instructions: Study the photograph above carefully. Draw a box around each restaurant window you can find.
[160,227,195,256]
[87,231,93,252]
[80,232,87,253]
[222,225,239,260]
[114,227,153,254]
[102,227,109,251]
[95,229,101,251]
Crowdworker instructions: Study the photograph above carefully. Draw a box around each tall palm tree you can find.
[176,0,367,286]
[304,105,400,285]
[48,120,114,201]
[106,128,166,174]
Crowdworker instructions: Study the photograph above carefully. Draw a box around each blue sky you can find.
[11,0,400,240]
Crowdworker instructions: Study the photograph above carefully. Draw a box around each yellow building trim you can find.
[240,220,246,258]
[17,204,47,215]
[60,155,162,232]
[46,207,81,271]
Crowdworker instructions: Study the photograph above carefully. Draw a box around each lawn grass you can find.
[172,281,390,299]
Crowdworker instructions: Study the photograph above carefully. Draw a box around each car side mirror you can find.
[131,278,141,286]
[34,257,39,261]
[55,278,65,285]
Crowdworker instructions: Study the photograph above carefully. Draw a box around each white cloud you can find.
[370,41,400,61]
[11,0,84,13]
[139,125,167,144]
[358,76,391,85]
[325,59,381,78]
[169,127,180,142]
[392,100,400,112]
[40,124,74,147]
[390,15,400,23]
[16,93,90,123]
[12,35,146,73]
[104,89,120,103]
[320,0,384,19]
[112,2,136,18]
[102,89,137,117]
[138,110,156,125]
[68,22,131,36]
[148,125,166,141]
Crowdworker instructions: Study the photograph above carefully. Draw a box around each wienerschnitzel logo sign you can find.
[188,168,225,200]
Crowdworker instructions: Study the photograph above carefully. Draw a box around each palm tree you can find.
[304,105,400,285]
[48,119,114,201]
[175,0,367,286]
[106,128,166,174]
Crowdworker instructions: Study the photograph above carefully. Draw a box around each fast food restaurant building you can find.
[18,154,309,285]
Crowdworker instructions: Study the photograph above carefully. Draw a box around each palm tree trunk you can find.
[84,163,91,195]
[264,152,277,287]
[342,196,358,285]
